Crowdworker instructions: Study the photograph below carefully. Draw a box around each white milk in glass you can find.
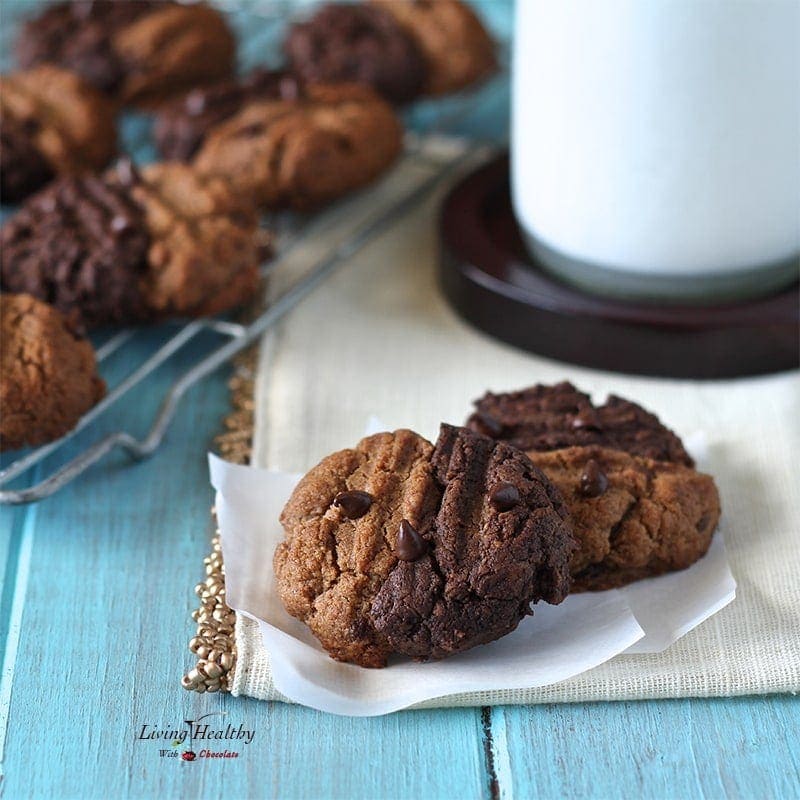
[512,0,800,302]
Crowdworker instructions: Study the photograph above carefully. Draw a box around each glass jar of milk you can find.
[512,0,800,303]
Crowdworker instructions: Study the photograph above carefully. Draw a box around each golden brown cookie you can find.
[192,83,403,211]
[371,0,496,95]
[528,446,721,591]
[0,65,116,203]
[275,425,575,668]
[1,293,105,451]
[16,1,235,107]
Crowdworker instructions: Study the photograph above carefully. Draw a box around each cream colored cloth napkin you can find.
[231,146,800,706]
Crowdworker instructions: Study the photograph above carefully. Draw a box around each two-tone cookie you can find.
[527,446,721,591]
[185,81,403,211]
[16,1,235,106]
[371,0,496,96]
[0,65,116,203]
[466,382,720,589]
[1,293,105,451]
[467,381,694,466]
[0,161,260,328]
[275,424,575,667]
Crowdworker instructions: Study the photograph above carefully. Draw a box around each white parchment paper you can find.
[209,429,735,715]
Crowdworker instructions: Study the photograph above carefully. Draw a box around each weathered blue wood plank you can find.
[491,696,800,800]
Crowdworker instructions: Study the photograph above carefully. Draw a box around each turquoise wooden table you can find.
[1,2,799,798]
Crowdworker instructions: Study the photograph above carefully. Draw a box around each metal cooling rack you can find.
[0,3,508,505]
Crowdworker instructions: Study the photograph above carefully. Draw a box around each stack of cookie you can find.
[274,383,720,668]
[1,0,496,451]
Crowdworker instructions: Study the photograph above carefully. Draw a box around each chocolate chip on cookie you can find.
[191,82,403,211]
[1,293,105,451]
[467,381,694,467]
[274,424,575,668]
[16,1,235,106]
[528,446,721,591]
[0,65,117,203]
[371,0,496,96]
[1,162,260,328]
[284,3,426,104]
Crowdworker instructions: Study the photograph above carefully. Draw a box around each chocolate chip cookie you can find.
[1,293,105,451]
[371,0,496,96]
[528,447,720,591]
[16,1,235,106]
[0,65,116,203]
[192,82,403,211]
[468,382,694,467]
[0,161,260,328]
[275,424,575,668]
[284,4,426,104]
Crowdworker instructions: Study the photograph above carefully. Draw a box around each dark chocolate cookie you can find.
[467,382,694,466]
[528,446,720,591]
[284,3,426,104]
[154,70,302,161]
[16,1,235,106]
[274,424,575,668]
[0,170,149,326]
[0,161,260,328]
[1,293,105,451]
[0,65,117,203]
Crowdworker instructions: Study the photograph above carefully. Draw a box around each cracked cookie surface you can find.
[16,1,235,106]
[1,293,105,451]
[528,446,720,591]
[274,424,575,668]
[468,381,694,467]
[0,65,116,202]
[192,82,403,211]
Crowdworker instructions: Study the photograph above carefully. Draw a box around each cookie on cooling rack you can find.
[15,1,235,106]
[0,293,105,451]
[189,81,403,211]
[527,446,720,591]
[274,424,575,667]
[154,70,304,162]
[0,161,260,329]
[0,65,117,203]
[467,381,694,467]
[370,0,496,96]
[284,3,427,104]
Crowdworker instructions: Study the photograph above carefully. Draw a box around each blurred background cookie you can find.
[0,293,105,451]
[371,0,496,96]
[0,65,116,203]
[154,70,303,161]
[15,1,236,107]
[0,161,260,328]
[275,424,575,667]
[191,82,403,210]
[284,3,426,104]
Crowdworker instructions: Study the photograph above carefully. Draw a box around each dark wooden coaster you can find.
[438,152,799,379]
